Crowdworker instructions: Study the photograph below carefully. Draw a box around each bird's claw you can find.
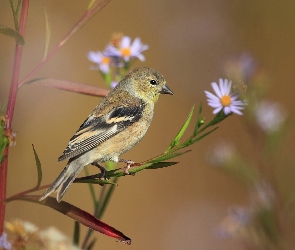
[91,162,107,179]
[119,159,135,175]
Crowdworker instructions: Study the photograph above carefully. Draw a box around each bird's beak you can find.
[159,85,174,95]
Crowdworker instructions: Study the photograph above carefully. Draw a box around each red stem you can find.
[0,0,29,234]
[0,0,111,234]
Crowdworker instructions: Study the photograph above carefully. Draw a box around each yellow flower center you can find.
[221,95,231,106]
[121,48,131,57]
[102,57,111,65]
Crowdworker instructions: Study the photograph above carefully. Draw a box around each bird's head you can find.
[121,67,173,103]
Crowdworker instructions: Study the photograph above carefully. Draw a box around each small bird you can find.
[39,67,173,202]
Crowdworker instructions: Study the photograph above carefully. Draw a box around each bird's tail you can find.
[39,159,84,202]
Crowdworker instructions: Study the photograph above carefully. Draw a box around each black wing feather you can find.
[58,104,145,162]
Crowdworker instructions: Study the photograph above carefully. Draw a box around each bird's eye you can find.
[150,80,157,85]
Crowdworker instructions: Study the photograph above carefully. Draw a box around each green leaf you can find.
[74,176,117,185]
[84,166,98,209]
[0,25,24,45]
[87,0,97,10]
[193,103,204,136]
[0,137,8,164]
[32,145,42,189]
[190,127,219,145]
[43,6,51,59]
[15,0,22,16]
[145,161,178,170]
[97,177,118,219]
[73,221,80,246]
[207,111,228,126]
[0,118,8,163]
[165,105,195,153]
[150,150,191,163]
[9,0,21,30]
[86,238,97,250]
[0,105,9,163]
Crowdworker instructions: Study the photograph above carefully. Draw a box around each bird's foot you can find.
[91,162,107,179]
[119,159,135,175]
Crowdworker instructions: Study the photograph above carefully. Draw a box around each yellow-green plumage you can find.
[39,67,173,202]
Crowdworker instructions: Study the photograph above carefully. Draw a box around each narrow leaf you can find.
[0,113,8,163]
[0,137,8,164]
[15,0,22,16]
[73,221,80,246]
[84,166,98,209]
[74,176,116,185]
[26,78,109,97]
[87,0,97,10]
[190,127,218,145]
[0,25,24,44]
[150,150,191,163]
[9,0,20,30]
[165,105,195,153]
[32,144,42,189]
[97,177,118,218]
[86,238,97,250]
[43,7,51,59]
[207,111,228,127]
[146,161,178,170]
[193,103,203,136]
[15,195,132,245]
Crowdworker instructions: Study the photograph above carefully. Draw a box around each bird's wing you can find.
[57,103,145,162]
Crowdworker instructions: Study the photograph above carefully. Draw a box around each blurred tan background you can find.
[1,0,295,249]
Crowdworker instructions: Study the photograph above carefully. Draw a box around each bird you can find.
[39,67,173,202]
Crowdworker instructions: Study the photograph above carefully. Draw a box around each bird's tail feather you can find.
[39,160,84,202]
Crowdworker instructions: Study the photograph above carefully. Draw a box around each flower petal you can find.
[121,36,131,48]
[211,82,222,98]
[205,78,246,115]
[87,51,102,63]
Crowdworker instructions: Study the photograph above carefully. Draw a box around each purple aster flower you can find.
[224,53,257,83]
[255,100,286,133]
[205,79,245,115]
[105,36,149,62]
[87,51,111,74]
[0,233,11,250]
